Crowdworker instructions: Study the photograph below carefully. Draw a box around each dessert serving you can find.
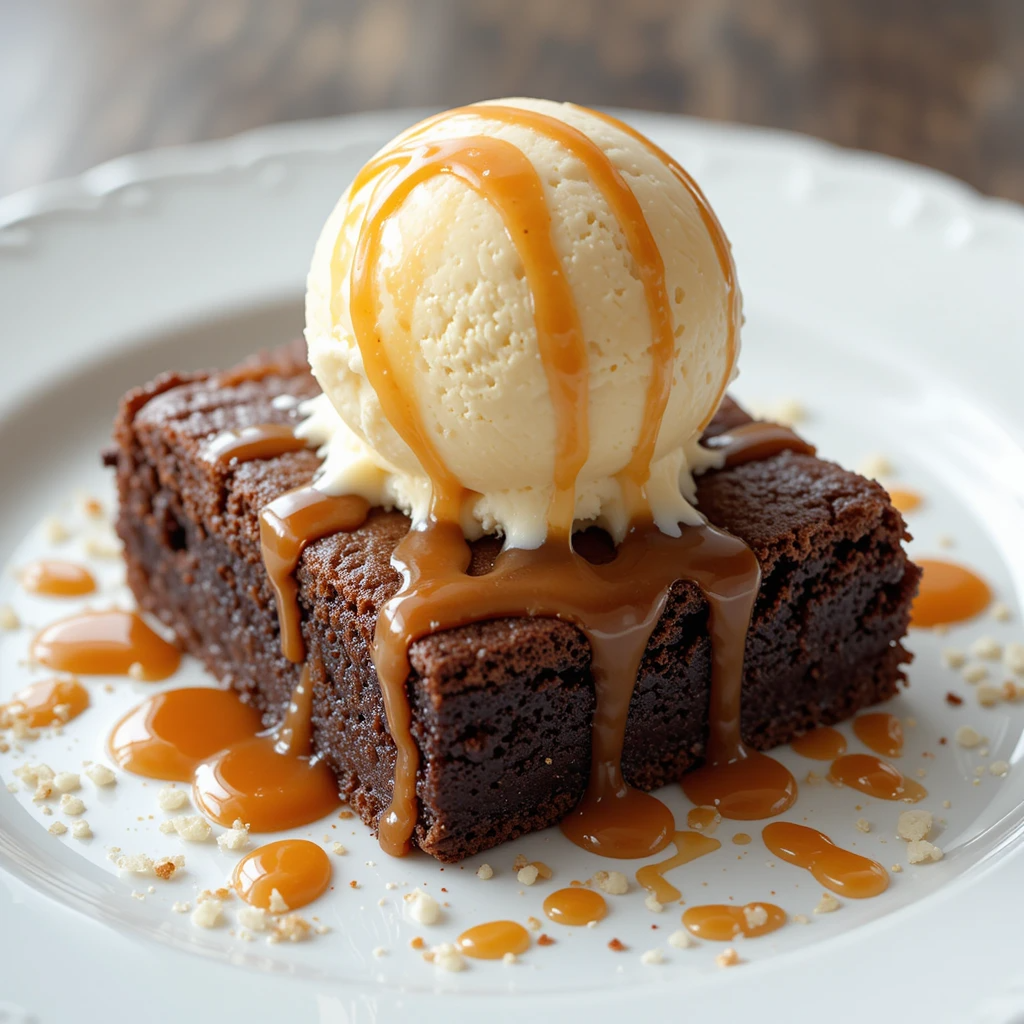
[105,99,920,863]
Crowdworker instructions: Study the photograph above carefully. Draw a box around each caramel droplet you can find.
[887,488,922,514]
[853,713,903,758]
[108,687,263,781]
[542,887,608,927]
[457,920,531,960]
[827,753,926,803]
[1,677,89,727]
[681,748,797,821]
[20,560,96,597]
[31,611,180,680]
[790,726,847,761]
[686,806,721,832]
[233,839,332,910]
[762,822,888,898]
[911,559,991,628]
[682,901,787,940]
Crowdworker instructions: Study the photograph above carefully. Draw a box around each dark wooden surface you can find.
[1,0,1022,200]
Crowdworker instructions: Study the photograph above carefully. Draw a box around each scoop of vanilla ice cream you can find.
[302,98,737,547]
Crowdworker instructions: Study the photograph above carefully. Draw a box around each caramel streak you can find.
[201,423,307,466]
[259,487,369,664]
[460,104,678,515]
[635,830,721,904]
[582,107,740,432]
[345,136,589,531]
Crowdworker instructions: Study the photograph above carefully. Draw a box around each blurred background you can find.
[1,0,1022,200]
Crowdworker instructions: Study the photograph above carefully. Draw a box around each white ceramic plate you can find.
[2,110,1024,1024]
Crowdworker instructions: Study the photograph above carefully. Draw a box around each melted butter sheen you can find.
[20,560,96,597]
[233,839,332,910]
[828,753,926,803]
[543,887,608,927]
[790,726,847,761]
[108,687,263,781]
[762,822,888,898]
[911,559,991,628]
[1,677,89,727]
[853,713,903,758]
[31,611,180,680]
[457,920,531,960]
[682,902,787,940]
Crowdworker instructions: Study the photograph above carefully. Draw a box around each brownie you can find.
[110,342,921,862]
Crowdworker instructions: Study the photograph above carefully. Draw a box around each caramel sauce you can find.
[911,559,992,628]
[762,822,888,898]
[192,664,341,831]
[732,832,752,846]
[791,726,847,761]
[20,560,96,597]
[827,753,926,803]
[704,422,816,467]
[303,104,808,858]
[108,686,263,781]
[887,488,922,514]
[31,611,180,680]
[682,901,786,940]
[687,806,721,832]
[1,677,89,727]
[260,487,369,663]
[202,424,307,466]
[457,920,531,960]
[853,713,903,758]
[233,839,332,910]
[543,887,608,927]
[635,830,721,903]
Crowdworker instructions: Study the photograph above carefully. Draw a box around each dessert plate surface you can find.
[1,110,1023,1024]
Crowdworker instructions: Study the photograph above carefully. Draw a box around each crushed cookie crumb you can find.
[191,899,224,929]
[216,819,250,852]
[990,760,1010,777]
[512,853,528,871]
[476,863,493,880]
[804,770,823,785]
[593,870,629,895]
[268,888,289,914]
[517,864,540,886]
[48,820,67,836]
[941,648,966,670]
[963,664,988,685]
[172,901,191,913]
[59,793,85,815]
[716,947,741,968]
[793,914,810,925]
[159,815,211,841]
[954,725,982,748]
[331,842,347,855]
[0,604,20,630]
[271,914,312,943]
[743,905,769,930]
[1005,643,1024,676]
[153,855,184,880]
[856,454,892,479]
[84,763,116,787]
[644,892,664,913]
[526,916,541,931]
[43,516,71,544]
[977,684,1001,707]
[404,888,441,925]
[157,786,190,812]
[608,938,627,952]
[537,934,555,946]
[640,948,665,965]
[53,771,80,793]
[668,929,694,948]
[430,942,464,972]
[907,840,943,864]
[971,636,1002,661]
[814,893,840,914]
[992,602,1012,622]
[855,818,871,833]
[897,809,933,842]
[410,936,425,950]
[372,946,387,958]
[70,820,92,839]
[502,952,518,965]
